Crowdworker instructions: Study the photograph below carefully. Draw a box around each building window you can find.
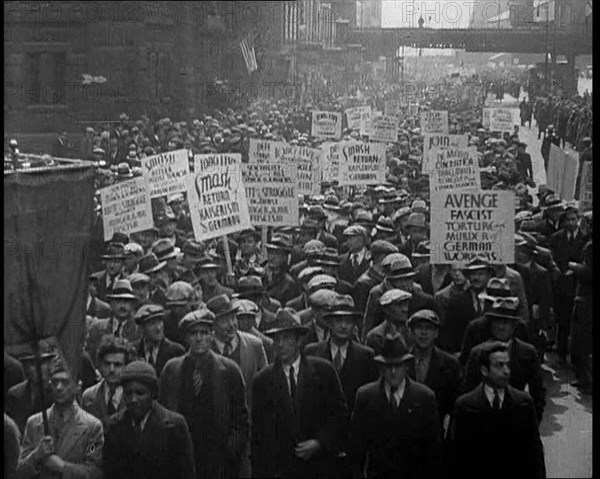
[24,52,66,105]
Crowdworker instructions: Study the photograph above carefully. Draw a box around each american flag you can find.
[239,34,258,74]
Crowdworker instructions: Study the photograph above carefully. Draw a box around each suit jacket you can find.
[350,378,442,479]
[4,352,24,401]
[136,337,186,377]
[464,339,546,423]
[5,413,21,479]
[514,261,552,327]
[414,263,453,297]
[17,403,103,479]
[449,384,546,479]
[338,250,371,285]
[86,296,111,319]
[438,289,478,354]
[365,321,407,357]
[201,282,234,303]
[497,266,530,323]
[81,379,127,426]
[5,380,53,434]
[266,271,302,307]
[549,228,589,296]
[251,355,349,478]
[90,270,123,302]
[86,316,141,368]
[158,351,249,478]
[103,401,196,479]
[304,340,378,415]
[408,347,462,422]
[212,331,267,407]
[352,266,385,321]
[434,282,467,312]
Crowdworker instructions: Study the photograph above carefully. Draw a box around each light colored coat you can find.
[17,402,103,479]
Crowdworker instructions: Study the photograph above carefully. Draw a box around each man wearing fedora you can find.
[338,226,371,285]
[127,272,153,308]
[175,239,206,284]
[163,281,201,346]
[152,238,182,284]
[18,356,104,479]
[299,288,339,348]
[196,256,234,303]
[134,304,185,377]
[103,361,196,479]
[233,298,275,363]
[463,298,546,424]
[251,308,349,478]
[407,310,462,435]
[138,253,171,307]
[398,213,429,264]
[86,279,141,367]
[265,234,303,307]
[286,266,326,311]
[131,227,160,255]
[289,240,326,279]
[313,248,353,295]
[82,336,133,426]
[449,342,546,479]
[413,242,453,296]
[158,309,249,479]
[529,193,565,242]
[459,278,531,367]
[91,242,127,302]
[235,274,281,318]
[350,334,442,478]
[87,274,112,320]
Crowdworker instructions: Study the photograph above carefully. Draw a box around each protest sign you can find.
[248,138,285,164]
[276,144,321,196]
[482,107,520,132]
[188,153,251,241]
[338,141,386,186]
[370,115,399,143]
[141,149,190,198]
[578,162,592,212]
[430,189,515,264]
[345,106,365,131]
[428,147,481,192]
[321,142,340,183]
[242,161,299,226]
[100,177,153,241]
[422,134,468,171]
[311,110,342,140]
[420,110,449,134]
[359,106,372,135]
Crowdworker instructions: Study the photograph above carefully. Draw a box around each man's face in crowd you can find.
[123,381,153,420]
[344,235,364,254]
[213,312,238,343]
[50,371,77,405]
[546,208,562,223]
[272,330,301,364]
[150,269,171,290]
[381,362,408,389]
[182,254,202,270]
[160,221,177,237]
[143,318,165,343]
[407,226,427,243]
[133,231,157,250]
[105,258,124,277]
[111,298,135,320]
[467,269,491,290]
[198,269,218,287]
[450,264,467,286]
[298,230,316,246]
[240,236,257,255]
[170,201,183,215]
[132,282,150,302]
[387,276,413,292]
[267,250,288,269]
[186,325,214,355]
[165,257,179,273]
[481,351,510,389]
[516,245,533,264]
[385,300,410,325]
[100,352,126,387]
[236,313,256,332]
[411,321,438,350]
[563,212,579,231]
[490,318,517,342]
[330,316,354,342]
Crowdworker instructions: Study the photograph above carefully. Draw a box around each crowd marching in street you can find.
[4,68,593,479]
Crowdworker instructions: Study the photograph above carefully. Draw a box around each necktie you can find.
[148,349,155,366]
[389,386,399,409]
[333,348,343,371]
[352,254,358,268]
[132,418,142,439]
[289,366,297,402]
[193,369,203,396]
[493,390,501,411]
[224,340,233,357]
[115,321,123,338]
[107,391,117,415]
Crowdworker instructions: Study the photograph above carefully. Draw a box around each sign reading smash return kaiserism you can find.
[420,110,449,134]
[430,189,515,265]
[242,161,299,226]
[428,147,481,192]
[100,177,154,241]
[422,134,468,172]
[311,110,342,140]
[141,149,190,198]
[338,141,386,186]
[188,153,251,241]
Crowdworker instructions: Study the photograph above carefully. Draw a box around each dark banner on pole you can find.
[4,165,95,380]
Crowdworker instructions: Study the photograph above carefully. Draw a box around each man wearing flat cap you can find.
[338,225,371,285]
[195,256,234,303]
[299,287,339,348]
[158,309,249,479]
[286,266,326,311]
[18,356,104,479]
[265,234,303,307]
[366,289,412,355]
[252,308,349,477]
[103,361,196,479]
[350,334,442,478]
[135,304,185,377]
[234,275,280,332]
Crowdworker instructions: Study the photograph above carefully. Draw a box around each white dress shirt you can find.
[330,341,348,365]
[282,355,301,395]
[214,334,239,355]
[104,382,123,410]
[350,248,367,266]
[484,384,505,409]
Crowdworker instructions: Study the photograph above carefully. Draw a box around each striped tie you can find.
[193,369,203,396]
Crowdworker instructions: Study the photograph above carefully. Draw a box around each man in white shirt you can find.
[350,334,442,478]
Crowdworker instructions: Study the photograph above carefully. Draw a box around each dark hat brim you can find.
[374,352,414,364]
[323,310,362,321]
[266,244,292,252]
[142,260,167,274]
[101,254,126,260]
[213,305,240,318]
[386,270,416,279]
[264,324,309,336]
[107,293,138,301]
[485,312,521,321]
[20,352,57,363]
[135,312,165,325]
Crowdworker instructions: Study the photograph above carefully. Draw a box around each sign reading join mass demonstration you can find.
[482,107,520,132]
[188,153,251,241]
[370,115,399,143]
[338,141,386,186]
[242,162,299,226]
[100,177,153,241]
[430,189,515,265]
[141,149,190,198]
[422,134,468,171]
[311,110,342,140]
[428,147,481,192]
[420,110,449,134]
[248,138,285,163]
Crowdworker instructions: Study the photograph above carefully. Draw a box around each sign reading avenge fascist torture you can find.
[370,115,399,143]
[338,141,386,186]
[277,144,321,196]
[188,153,251,241]
[420,110,449,134]
[482,107,520,132]
[430,189,515,264]
[141,149,190,198]
[428,147,481,192]
[100,177,154,241]
[422,134,469,172]
[311,110,342,140]
[242,161,299,226]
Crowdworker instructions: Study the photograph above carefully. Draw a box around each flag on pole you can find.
[239,34,258,74]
